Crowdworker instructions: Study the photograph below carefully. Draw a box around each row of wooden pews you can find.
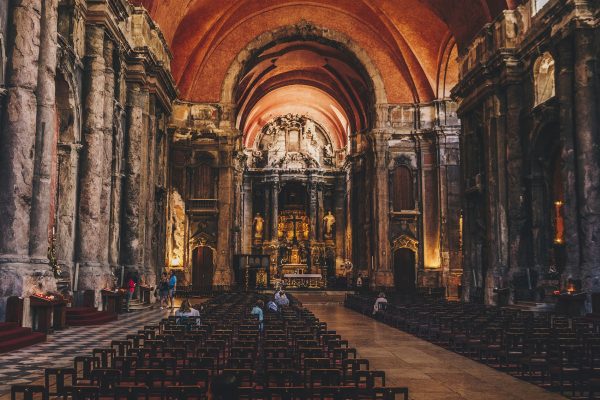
[11,293,409,399]
[345,293,600,398]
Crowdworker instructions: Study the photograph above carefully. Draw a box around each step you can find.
[0,322,19,332]
[0,327,36,342]
[0,331,46,353]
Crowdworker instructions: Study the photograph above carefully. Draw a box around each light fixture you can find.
[170,256,181,267]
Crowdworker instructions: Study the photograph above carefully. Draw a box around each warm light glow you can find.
[554,200,564,244]
[170,256,181,267]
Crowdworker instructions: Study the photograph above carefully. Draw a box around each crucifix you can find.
[290,212,300,242]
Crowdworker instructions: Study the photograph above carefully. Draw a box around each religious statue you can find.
[301,220,310,240]
[277,221,285,239]
[253,213,264,240]
[323,210,336,239]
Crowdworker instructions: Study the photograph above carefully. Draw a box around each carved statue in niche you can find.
[253,213,264,240]
[323,211,336,240]
[277,221,285,240]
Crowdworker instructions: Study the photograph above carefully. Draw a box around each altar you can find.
[282,273,324,288]
[281,263,307,275]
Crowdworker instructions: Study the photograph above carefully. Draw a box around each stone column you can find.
[573,28,600,298]
[56,143,81,266]
[99,39,114,264]
[241,179,253,254]
[108,106,125,266]
[309,180,317,241]
[0,0,41,257]
[504,80,525,301]
[317,183,325,241]
[29,0,58,257]
[371,132,393,286]
[335,177,346,274]
[556,36,580,280]
[76,25,110,302]
[214,138,234,286]
[0,0,57,321]
[122,82,147,270]
[271,176,279,242]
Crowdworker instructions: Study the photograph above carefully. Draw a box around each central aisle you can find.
[301,298,565,400]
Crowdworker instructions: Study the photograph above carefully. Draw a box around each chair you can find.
[165,386,207,400]
[44,368,75,398]
[178,368,210,387]
[265,369,302,387]
[309,369,341,388]
[73,356,100,384]
[11,385,48,400]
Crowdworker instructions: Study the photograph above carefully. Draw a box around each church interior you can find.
[0,0,598,398]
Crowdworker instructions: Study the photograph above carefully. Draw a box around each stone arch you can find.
[533,52,555,106]
[220,21,388,108]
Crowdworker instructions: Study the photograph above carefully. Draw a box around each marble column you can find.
[99,39,114,264]
[29,0,58,257]
[122,82,147,270]
[335,177,346,274]
[76,25,110,301]
[573,28,600,297]
[556,36,580,281]
[371,132,393,286]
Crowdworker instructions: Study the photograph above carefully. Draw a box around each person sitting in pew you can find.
[175,298,201,325]
[251,299,264,331]
[372,292,388,315]
[274,289,290,307]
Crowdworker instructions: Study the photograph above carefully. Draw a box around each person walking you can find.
[251,300,264,332]
[126,275,136,312]
[158,272,169,309]
[168,270,177,309]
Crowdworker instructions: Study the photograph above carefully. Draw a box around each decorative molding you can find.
[392,234,418,253]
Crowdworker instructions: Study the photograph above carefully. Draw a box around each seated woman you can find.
[175,299,201,325]
[372,292,388,315]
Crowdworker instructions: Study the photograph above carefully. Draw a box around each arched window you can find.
[532,0,551,15]
[391,166,414,211]
[534,52,555,105]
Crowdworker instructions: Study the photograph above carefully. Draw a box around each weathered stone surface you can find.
[0,0,41,256]
[29,0,58,257]
[77,25,106,264]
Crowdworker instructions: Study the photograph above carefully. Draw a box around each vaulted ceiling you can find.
[133,0,518,143]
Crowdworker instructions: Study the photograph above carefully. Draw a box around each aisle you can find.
[303,301,565,400]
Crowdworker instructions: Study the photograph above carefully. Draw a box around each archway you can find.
[192,246,214,291]
[393,248,416,293]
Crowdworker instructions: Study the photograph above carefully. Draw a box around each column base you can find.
[77,262,114,310]
[0,256,58,322]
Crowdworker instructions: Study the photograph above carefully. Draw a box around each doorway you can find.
[393,248,416,292]
[192,246,214,291]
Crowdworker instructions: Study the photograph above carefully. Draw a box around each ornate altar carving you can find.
[247,114,336,169]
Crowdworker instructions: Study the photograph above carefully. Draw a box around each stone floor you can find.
[0,307,173,399]
[0,294,566,400]
[299,297,566,400]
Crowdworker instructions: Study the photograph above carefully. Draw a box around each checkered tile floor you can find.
[0,307,172,395]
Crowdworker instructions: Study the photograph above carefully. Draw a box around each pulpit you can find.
[101,289,124,314]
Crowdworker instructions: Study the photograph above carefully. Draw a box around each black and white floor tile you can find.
[0,308,172,395]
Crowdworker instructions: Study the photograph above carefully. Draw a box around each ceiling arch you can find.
[132,0,518,104]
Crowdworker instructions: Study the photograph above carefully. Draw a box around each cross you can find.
[290,213,300,242]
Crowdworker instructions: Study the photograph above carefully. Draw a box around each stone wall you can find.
[453,0,599,306]
[0,0,176,321]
